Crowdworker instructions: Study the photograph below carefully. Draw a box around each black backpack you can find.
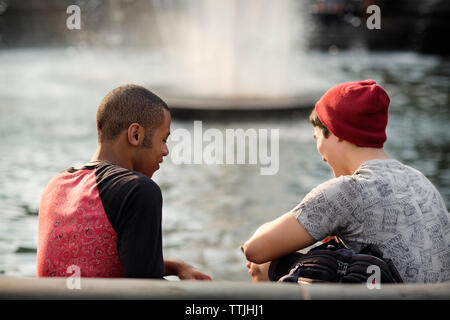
[268,238,403,284]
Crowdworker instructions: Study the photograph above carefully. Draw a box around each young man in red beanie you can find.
[243,79,449,283]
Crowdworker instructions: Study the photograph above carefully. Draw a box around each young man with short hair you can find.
[37,84,211,280]
[244,79,449,283]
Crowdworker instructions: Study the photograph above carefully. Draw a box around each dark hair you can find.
[309,108,330,138]
[96,84,169,147]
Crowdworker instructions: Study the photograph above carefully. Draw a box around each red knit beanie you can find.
[315,79,390,148]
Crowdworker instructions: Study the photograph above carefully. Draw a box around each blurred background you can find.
[0,0,449,280]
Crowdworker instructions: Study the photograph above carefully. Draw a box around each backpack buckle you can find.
[337,261,349,276]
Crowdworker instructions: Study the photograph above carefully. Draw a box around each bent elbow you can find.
[243,241,267,264]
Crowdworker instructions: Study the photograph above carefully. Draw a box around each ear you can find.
[127,123,144,147]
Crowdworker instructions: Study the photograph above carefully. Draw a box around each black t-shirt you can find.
[69,161,165,278]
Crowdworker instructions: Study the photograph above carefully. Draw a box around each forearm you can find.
[243,212,316,264]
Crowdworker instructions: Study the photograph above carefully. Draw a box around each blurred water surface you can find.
[0,48,448,280]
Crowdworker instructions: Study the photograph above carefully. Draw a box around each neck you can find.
[344,146,389,175]
[91,142,133,171]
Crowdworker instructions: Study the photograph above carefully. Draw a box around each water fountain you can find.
[149,0,324,115]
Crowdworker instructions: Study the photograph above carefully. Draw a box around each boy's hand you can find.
[246,261,271,282]
[165,258,212,280]
[177,264,212,280]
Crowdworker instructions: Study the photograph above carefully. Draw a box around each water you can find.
[0,47,449,280]
[151,0,312,97]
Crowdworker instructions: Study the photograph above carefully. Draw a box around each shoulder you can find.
[95,162,162,202]
[132,175,162,200]
[357,158,440,193]
[295,175,365,219]
[294,177,351,216]
[355,158,416,180]
[293,176,357,240]
[95,163,163,232]
[305,176,355,201]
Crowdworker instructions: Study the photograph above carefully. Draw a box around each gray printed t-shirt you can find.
[293,159,450,283]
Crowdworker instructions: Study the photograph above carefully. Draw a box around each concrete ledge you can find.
[0,277,449,300]
[158,93,318,120]
[164,95,317,111]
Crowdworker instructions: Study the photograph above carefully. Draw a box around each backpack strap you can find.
[310,236,347,252]
[359,243,384,259]
[278,263,302,283]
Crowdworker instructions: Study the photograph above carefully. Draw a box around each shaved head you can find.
[96,84,169,147]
